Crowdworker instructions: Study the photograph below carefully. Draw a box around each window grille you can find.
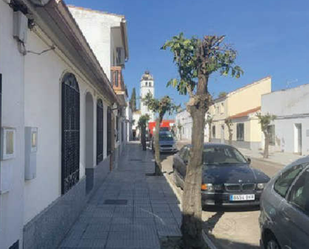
[97,99,104,164]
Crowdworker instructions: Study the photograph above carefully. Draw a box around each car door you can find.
[178,147,189,178]
[173,146,186,177]
[269,163,306,248]
[282,166,309,249]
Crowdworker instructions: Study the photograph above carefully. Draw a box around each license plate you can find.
[229,194,255,201]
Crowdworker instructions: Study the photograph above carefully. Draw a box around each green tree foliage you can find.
[256,113,276,158]
[138,114,150,151]
[162,33,243,248]
[142,93,179,173]
[130,87,137,112]
[218,92,228,98]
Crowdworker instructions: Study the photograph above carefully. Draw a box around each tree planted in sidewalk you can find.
[143,93,179,174]
[256,113,276,158]
[225,118,233,145]
[138,114,150,151]
[162,33,243,248]
[206,114,213,142]
[177,121,183,140]
[130,87,137,112]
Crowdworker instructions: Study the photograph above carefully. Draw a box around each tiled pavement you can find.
[59,142,182,249]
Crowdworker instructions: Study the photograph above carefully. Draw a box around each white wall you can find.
[262,85,309,155]
[0,2,25,248]
[23,29,111,224]
[69,7,124,81]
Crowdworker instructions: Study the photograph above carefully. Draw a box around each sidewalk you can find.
[237,147,305,166]
[59,142,181,249]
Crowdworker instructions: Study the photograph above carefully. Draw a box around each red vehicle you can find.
[148,120,175,137]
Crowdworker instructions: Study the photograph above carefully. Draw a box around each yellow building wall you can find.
[227,77,271,116]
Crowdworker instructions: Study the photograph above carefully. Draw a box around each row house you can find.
[0,0,129,248]
[209,76,271,150]
[262,84,309,156]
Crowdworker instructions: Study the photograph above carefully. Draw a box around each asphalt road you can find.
[160,146,284,249]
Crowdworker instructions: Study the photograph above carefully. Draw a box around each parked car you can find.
[173,143,270,206]
[259,157,309,249]
[152,131,177,153]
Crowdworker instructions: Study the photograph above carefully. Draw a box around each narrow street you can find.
[160,143,285,249]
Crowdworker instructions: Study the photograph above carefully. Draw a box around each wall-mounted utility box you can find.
[13,11,28,43]
[25,127,38,180]
[1,127,16,160]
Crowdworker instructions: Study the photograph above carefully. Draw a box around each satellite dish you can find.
[30,0,51,6]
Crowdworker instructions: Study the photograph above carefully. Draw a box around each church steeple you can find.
[140,71,155,121]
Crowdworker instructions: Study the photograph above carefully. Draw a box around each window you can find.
[61,73,80,194]
[203,146,247,165]
[182,147,190,163]
[236,123,244,141]
[149,82,152,87]
[96,99,104,164]
[212,125,216,138]
[145,82,148,86]
[274,164,305,197]
[268,125,275,145]
[288,168,309,214]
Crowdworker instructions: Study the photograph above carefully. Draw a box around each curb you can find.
[163,172,218,249]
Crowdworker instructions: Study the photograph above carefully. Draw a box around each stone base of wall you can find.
[23,156,111,249]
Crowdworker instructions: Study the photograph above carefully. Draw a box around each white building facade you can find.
[175,109,209,142]
[0,1,129,249]
[262,84,309,156]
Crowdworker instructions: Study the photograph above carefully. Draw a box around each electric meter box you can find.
[13,11,28,43]
[25,127,38,180]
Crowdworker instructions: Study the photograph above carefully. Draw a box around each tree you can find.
[138,114,150,151]
[218,91,227,98]
[162,33,243,248]
[225,118,233,145]
[143,93,178,174]
[177,121,183,140]
[206,114,213,142]
[256,113,276,158]
[130,87,137,112]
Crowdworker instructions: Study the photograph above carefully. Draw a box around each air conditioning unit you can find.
[116,47,125,66]
[13,11,28,43]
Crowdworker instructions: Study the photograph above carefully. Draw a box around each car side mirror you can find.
[247,158,251,164]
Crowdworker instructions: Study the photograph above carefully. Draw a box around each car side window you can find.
[274,164,305,198]
[288,168,309,215]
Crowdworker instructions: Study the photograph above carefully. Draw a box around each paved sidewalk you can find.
[59,142,182,249]
[237,147,305,166]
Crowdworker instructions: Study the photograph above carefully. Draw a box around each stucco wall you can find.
[69,7,124,81]
[227,77,271,116]
[23,29,110,225]
[262,85,309,155]
[0,3,26,248]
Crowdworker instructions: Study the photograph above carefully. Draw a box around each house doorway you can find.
[85,92,94,193]
[294,123,302,155]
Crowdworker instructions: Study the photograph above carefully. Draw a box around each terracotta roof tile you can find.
[229,107,261,119]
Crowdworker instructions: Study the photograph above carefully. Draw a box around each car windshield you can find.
[203,146,247,165]
[159,133,174,141]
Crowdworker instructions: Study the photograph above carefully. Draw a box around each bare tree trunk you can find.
[208,123,211,142]
[228,129,232,145]
[182,107,206,249]
[263,132,269,158]
[154,117,162,175]
[141,125,146,151]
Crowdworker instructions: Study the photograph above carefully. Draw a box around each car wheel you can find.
[265,234,281,249]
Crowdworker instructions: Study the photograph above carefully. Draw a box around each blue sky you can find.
[67,0,309,109]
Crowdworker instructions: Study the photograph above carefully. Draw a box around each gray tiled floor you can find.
[58,142,181,249]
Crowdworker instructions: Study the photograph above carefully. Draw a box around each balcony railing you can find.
[111,66,125,92]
